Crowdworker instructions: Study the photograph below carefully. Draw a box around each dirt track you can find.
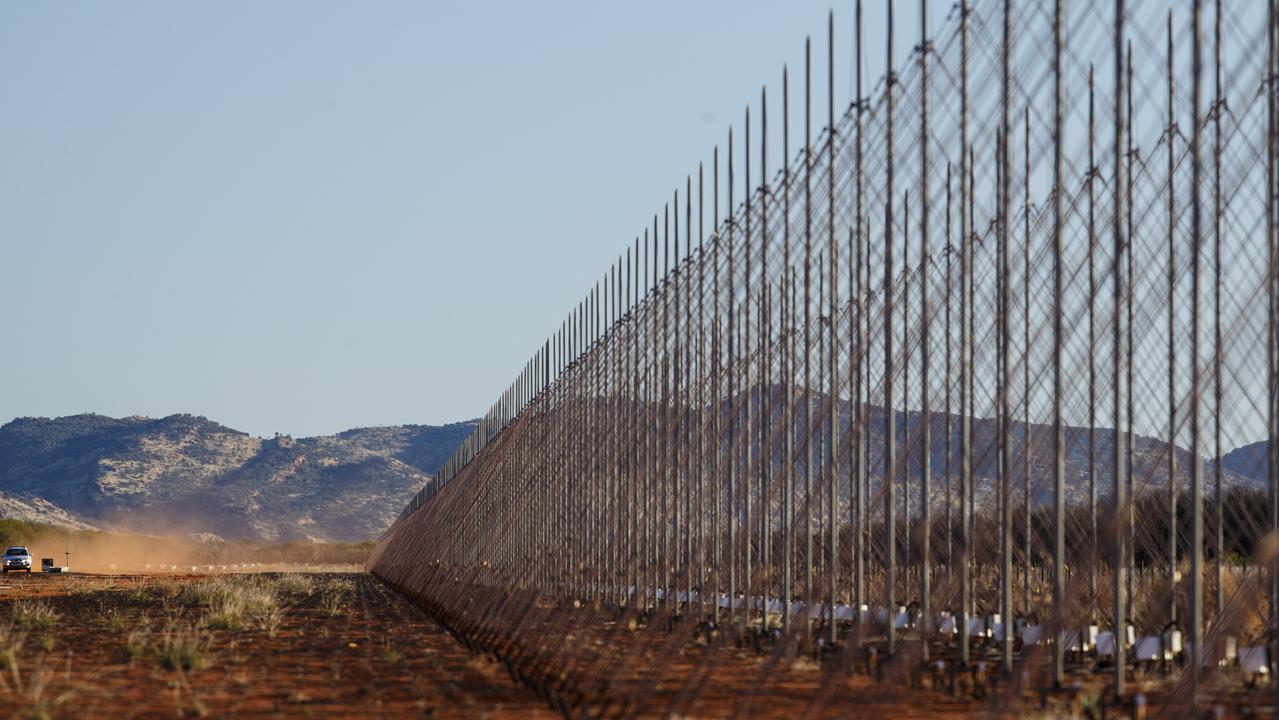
[0,572,554,719]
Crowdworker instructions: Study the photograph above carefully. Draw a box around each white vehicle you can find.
[3,547,32,573]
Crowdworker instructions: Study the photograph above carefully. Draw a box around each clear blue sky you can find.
[1,2,914,438]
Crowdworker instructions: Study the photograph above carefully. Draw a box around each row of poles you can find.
[378,0,1279,710]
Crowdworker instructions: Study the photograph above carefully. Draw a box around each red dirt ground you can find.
[0,572,556,719]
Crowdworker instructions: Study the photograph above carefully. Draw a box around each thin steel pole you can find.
[761,86,772,606]
[763,276,773,610]
[847,237,857,639]
[637,236,645,607]
[614,258,622,607]
[665,202,675,613]
[632,240,641,613]
[614,262,622,607]
[945,163,953,591]
[1125,42,1135,612]
[817,248,829,639]
[698,162,706,619]
[1000,0,1014,674]
[1269,0,1279,674]
[1023,104,1031,620]
[1112,0,1128,697]
[827,10,839,646]
[918,0,932,656]
[561,320,569,594]
[884,0,897,656]
[1167,12,1179,627]
[863,244,873,631]
[1052,0,1065,686]
[783,66,795,639]
[562,273,572,584]
[684,180,693,614]
[853,0,866,641]
[904,194,912,602]
[804,34,815,642]
[1190,0,1205,704]
[713,147,722,625]
[664,201,672,614]
[787,264,798,641]
[958,0,973,667]
[967,141,975,642]
[649,221,658,611]
[1212,0,1224,623]
[642,232,650,611]
[744,107,754,626]
[728,126,738,631]
[595,283,602,603]
[736,302,747,625]
[571,307,577,598]
[598,274,603,602]
[903,188,910,617]
[1088,66,1099,610]
[647,222,655,609]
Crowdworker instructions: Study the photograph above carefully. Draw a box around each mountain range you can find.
[0,414,474,541]
[0,401,1269,542]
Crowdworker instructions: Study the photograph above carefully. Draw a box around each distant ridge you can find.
[0,414,474,541]
[3,404,1267,541]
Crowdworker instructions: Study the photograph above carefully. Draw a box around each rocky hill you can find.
[0,414,474,541]
[1220,440,1269,483]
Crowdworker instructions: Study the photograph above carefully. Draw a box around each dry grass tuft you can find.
[176,577,279,633]
[0,624,26,672]
[157,621,210,672]
[10,601,58,630]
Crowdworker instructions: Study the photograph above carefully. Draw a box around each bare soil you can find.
[0,572,555,719]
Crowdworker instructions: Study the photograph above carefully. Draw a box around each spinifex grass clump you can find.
[271,573,317,599]
[176,577,279,632]
[317,577,351,618]
[157,621,208,672]
[102,606,126,633]
[10,601,57,630]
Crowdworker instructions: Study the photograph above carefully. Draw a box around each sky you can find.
[0,2,922,438]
